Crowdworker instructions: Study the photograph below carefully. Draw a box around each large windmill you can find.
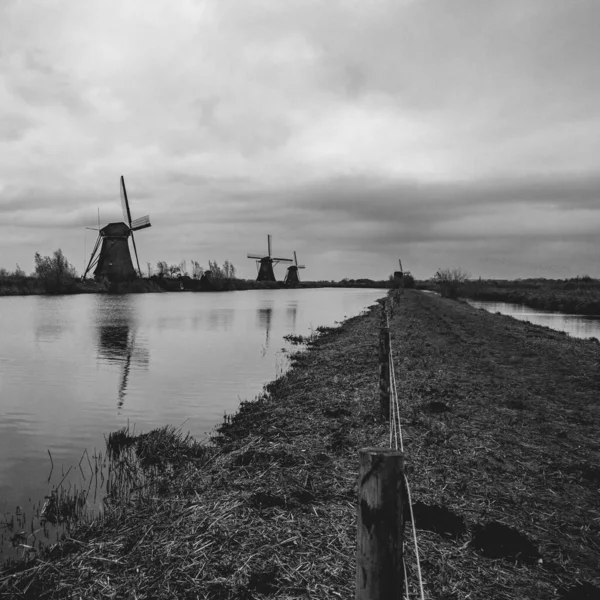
[247,234,292,282]
[83,176,151,283]
[284,251,305,286]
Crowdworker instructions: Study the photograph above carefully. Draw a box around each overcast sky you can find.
[1,0,599,280]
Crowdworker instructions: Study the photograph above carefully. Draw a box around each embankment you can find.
[457,282,600,316]
[2,290,599,599]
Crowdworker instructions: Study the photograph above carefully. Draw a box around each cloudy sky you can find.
[1,0,599,280]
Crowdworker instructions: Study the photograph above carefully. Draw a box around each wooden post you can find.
[356,448,405,600]
[379,326,390,419]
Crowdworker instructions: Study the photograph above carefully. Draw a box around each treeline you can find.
[150,259,236,280]
[0,249,86,296]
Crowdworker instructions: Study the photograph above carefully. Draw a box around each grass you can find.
[1,290,599,598]
[423,277,600,315]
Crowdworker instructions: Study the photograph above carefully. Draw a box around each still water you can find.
[0,288,383,563]
[466,299,600,340]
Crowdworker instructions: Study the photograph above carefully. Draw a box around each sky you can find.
[1,0,599,281]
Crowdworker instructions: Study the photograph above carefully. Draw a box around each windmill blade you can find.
[267,234,272,257]
[83,234,102,279]
[294,251,298,266]
[247,254,264,259]
[297,265,306,269]
[130,230,143,277]
[120,175,133,227]
[272,257,293,263]
[399,259,403,271]
[131,215,151,231]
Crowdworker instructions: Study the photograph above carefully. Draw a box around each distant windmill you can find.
[83,176,151,283]
[284,251,305,286]
[393,259,404,281]
[247,234,292,282]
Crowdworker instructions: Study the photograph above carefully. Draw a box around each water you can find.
[0,288,384,563]
[466,299,600,340]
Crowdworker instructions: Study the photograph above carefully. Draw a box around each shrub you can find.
[34,249,78,293]
[433,267,470,299]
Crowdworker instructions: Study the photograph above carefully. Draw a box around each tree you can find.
[34,249,78,293]
[167,264,181,278]
[208,260,224,279]
[222,259,236,279]
[179,260,188,277]
[433,267,470,298]
[191,260,204,279]
[156,261,168,277]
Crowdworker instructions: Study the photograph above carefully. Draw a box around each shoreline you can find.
[0,279,394,297]
[2,290,599,598]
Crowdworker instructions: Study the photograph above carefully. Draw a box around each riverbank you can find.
[0,277,161,296]
[0,276,393,296]
[448,279,600,316]
[2,290,599,599]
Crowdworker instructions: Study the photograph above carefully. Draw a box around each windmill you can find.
[284,251,305,286]
[83,176,151,283]
[247,234,292,282]
[394,259,404,281]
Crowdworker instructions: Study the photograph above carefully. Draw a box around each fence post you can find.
[356,448,405,600]
[379,324,390,419]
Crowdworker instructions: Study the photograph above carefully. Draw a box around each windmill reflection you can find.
[285,302,298,330]
[257,305,274,348]
[94,296,149,408]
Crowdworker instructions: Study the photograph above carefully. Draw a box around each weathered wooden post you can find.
[356,448,405,600]
[379,323,390,419]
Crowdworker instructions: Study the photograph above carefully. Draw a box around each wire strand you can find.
[386,299,425,600]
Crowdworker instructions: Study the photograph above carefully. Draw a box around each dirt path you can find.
[392,291,600,599]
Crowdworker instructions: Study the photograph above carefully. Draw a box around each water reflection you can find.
[467,300,600,340]
[207,308,235,331]
[34,296,68,343]
[257,305,274,347]
[94,296,149,408]
[285,302,298,329]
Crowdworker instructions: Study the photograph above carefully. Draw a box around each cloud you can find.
[1,0,600,279]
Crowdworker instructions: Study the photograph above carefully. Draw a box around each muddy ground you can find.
[1,290,599,599]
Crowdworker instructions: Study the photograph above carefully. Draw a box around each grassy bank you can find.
[153,276,394,292]
[0,276,165,296]
[2,291,599,599]
[1,275,393,296]
[433,278,600,316]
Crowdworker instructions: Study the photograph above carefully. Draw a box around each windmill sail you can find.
[120,176,132,226]
[131,215,151,231]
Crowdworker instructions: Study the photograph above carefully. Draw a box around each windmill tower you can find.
[247,234,292,282]
[284,251,305,286]
[83,176,151,283]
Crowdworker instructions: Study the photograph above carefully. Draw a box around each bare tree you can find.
[156,261,168,277]
[433,267,470,298]
[191,260,204,279]
[179,260,188,277]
